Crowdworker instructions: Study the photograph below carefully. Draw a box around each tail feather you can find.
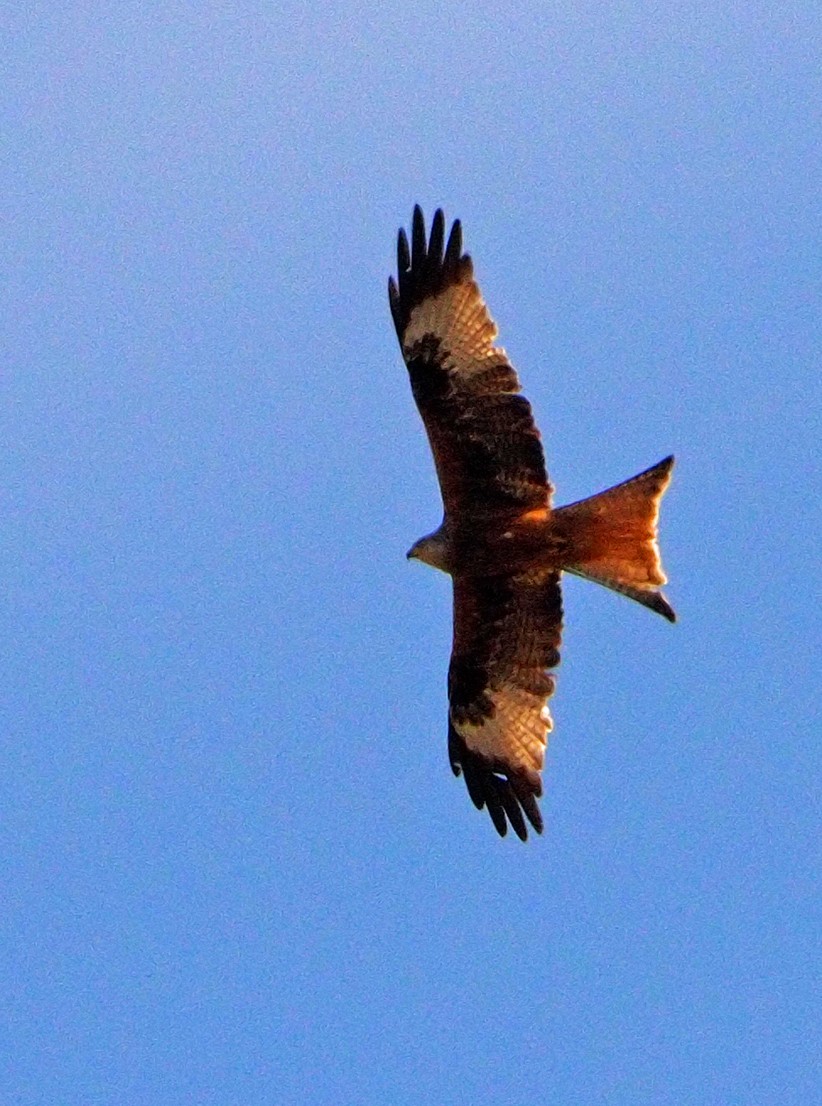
[554,456,675,622]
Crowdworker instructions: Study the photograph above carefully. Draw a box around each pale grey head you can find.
[406,525,451,573]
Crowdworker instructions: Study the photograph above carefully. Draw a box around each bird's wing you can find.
[448,570,563,839]
[389,206,552,524]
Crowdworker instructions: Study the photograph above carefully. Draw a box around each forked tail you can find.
[553,456,676,621]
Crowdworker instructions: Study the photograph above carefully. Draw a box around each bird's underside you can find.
[390,206,675,840]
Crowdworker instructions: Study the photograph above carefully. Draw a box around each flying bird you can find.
[389,206,675,840]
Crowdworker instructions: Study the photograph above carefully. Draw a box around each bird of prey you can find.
[389,206,675,841]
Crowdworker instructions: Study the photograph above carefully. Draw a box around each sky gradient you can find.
[2,4,820,1103]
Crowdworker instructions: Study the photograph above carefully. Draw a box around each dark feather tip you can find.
[389,206,470,342]
[448,724,542,841]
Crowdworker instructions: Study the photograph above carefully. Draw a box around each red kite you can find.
[389,207,675,840]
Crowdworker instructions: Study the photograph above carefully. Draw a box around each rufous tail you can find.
[553,456,676,621]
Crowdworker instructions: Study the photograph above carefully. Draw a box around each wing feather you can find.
[448,571,563,838]
[389,206,552,523]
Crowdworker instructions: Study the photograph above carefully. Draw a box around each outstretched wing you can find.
[448,571,563,839]
[389,206,552,524]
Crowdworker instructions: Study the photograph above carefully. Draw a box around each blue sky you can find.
[2,3,820,1103]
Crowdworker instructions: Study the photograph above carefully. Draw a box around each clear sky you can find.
[2,4,820,1104]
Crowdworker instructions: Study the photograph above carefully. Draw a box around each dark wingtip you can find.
[427,208,445,273]
[448,724,543,841]
[387,276,400,332]
[444,217,462,267]
[411,205,427,268]
[389,206,469,343]
[511,775,544,835]
[397,227,410,279]
[498,780,528,841]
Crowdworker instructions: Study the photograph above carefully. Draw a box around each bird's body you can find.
[389,207,674,840]
[408,513,563,577]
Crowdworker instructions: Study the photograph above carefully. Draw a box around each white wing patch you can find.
[402,278,509,380]
[452,683,552,779]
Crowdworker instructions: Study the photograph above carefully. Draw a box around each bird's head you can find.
[406,530,451,573]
